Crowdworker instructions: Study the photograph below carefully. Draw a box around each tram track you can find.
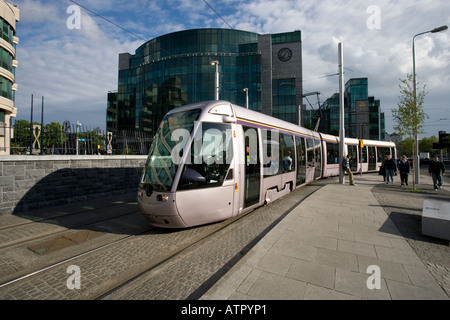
[0,180,327,300]
[0,209,247,299]
[0,198,138,232]
[0,208,140,251]
[100,181,329,300]
[0,228,151,290]
[93,208,255,300]
[0,194,146,287]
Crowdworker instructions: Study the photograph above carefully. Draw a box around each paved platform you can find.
[201,172,450,300]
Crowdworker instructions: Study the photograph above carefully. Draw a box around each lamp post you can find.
[338,43,345,185]
[76,121,81,155]
[242,88,249,109]
[412,25,448,185]
[210,60,220,100]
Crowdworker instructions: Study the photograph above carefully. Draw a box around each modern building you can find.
[303,78,386,141]
[0,1,19,154]
[108,28,303,135]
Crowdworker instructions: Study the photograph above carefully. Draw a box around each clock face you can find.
[278,48,292,62]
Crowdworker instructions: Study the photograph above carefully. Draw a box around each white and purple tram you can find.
[138,101,396,228]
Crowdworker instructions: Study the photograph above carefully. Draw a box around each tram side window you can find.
[361,146,368,163]
[326,142,339,164]
[178,122,233,190]
[377,147,390,162]
[263,129,280,177]
[281,133,295,173]
[306,138,315,166]
[390,148,396,160]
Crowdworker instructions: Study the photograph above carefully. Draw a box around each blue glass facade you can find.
[109,29,303,135]
[305,78,385,140]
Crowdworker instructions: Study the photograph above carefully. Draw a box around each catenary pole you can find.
[338,43,345,185]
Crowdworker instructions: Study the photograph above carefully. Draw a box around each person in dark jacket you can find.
[384,155,397,185]
[428,156,445,191]
[342,154,355,185]
[379,155,387,181]
[398,155,410,187]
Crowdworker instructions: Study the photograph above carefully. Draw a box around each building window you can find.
[0,76,12,100]
[272,78,296,124]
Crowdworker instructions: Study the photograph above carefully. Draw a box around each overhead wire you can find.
[202,0,234,29]
[69,0,146,41]
[68,0,198,67]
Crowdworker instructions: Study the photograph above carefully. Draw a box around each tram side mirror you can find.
[182,167,206,183]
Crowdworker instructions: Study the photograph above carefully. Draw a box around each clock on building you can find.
[278,48,292,62]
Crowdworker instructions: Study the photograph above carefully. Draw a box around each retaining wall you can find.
[0,155,147,215]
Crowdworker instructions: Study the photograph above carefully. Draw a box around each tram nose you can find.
[137,189,188,228]
[138,190,168,202]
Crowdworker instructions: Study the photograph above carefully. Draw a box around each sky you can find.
[11,0,450,138]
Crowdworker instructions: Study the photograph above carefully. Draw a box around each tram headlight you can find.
[156,194,169,202]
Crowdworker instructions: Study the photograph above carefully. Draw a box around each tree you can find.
[43,122,68,154]
[397,137,414,157]
[392,73,428,142]
[392,73,428,190]
[419,136,439,154]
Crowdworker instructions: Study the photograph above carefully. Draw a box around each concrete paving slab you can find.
[201,173,449,301]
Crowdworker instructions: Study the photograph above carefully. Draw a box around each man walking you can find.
[342,154,355,186]
[428,156,445,191]
[399,155,410,186]
[384,155,397,185]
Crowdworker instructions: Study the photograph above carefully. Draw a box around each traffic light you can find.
[439,131,450,147]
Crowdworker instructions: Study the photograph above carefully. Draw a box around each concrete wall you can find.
[0,155,147,215]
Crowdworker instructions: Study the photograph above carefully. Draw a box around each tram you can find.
[137,100,396,228]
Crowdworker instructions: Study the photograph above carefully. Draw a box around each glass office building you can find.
[303,78,385,141]
[0,1,19,154]
[108,28,303,135]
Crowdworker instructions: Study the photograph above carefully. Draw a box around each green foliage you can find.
[391,73,429,155]
[419,136,439,153]
[397,135,440,156]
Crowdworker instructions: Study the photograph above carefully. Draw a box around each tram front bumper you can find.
[137,190,188,228]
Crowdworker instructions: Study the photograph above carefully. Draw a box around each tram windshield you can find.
[140,108,201,191]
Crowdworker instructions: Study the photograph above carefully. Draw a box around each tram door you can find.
[243,126,261,208]
[296,136,306,185]
[368,146,376,171]
[305,138,315,183]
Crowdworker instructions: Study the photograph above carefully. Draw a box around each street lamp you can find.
[242,88,249,109]
[76,121,82,155]
[412,25,448,184]
[210,60,220,100]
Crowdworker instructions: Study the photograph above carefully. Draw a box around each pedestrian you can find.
[379,155,387,181]
[342,154,355,186]
[428,156,445,191]
[384,154,397,185]
[398,155,410,186]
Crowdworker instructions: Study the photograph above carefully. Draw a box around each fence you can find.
[3,121,153,155]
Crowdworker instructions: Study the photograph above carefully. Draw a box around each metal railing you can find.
[2,121,153,155]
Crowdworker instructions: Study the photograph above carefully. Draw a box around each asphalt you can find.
[201,170,450,300]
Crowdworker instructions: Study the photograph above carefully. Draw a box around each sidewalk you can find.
[201,173,449,300]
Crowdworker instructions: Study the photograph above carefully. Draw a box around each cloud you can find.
[12,0,450,137]
[14,0,144,129]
